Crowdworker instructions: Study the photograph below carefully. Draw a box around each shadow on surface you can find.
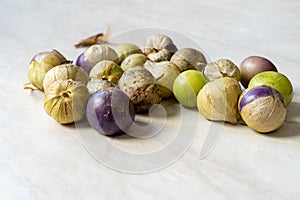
[267,101,300,138]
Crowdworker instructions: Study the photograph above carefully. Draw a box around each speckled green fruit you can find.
[173,70,206,107]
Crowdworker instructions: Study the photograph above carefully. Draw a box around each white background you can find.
[0,0,300,199]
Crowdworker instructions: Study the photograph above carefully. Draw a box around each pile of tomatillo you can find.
[24,34,293,135]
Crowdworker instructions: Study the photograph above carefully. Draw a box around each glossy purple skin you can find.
[86,87,135,136]
[239,56,277,88]
[239,85,285,111]
[75,52,94,74]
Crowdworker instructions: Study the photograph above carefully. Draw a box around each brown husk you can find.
[75,25,112,48]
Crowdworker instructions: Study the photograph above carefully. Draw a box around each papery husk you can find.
[89,60,123,83]
[44,79,90,124]
[147,49,172,62]
[27,49,67,91]
[118,66,161,113]
[238,88,287,133]
[144,34,174,62]
[144,61,180,98]
[43,63,89,92]
[121,53,147,71]
[84,44,119,65]
[87,78,115,95]
[203,59,240,82]
[197,77,242,124]
[170,48,207,72]
[115,43,143,64]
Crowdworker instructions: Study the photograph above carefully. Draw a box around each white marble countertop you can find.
[1,0,300,199]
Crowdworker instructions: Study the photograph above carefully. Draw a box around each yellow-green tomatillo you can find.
[173,70,206,107]
[248,71,293,106]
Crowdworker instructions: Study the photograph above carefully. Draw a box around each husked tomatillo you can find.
[118,66,161,113]
[43,63,89,92]
[144,34,177,62]
[197,77,242,124]
[44,79,90,124]
[89,60,123,83]
[238,85,286,133]
[75,44,118,73]
[203,59,240,82]
[144,61,180,99]
[27,49,68,90]
[170,48,207,72]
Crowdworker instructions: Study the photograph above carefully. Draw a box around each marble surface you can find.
[1,0,300,199]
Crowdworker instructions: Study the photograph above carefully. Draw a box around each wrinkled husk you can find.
[84,44,118,65]
[89,60,123,83]
[197,77,242,124]
[43,63,89,92]
[203,59,240,82]
[87,78,116,95]
[238,88,287,133]
[121,53,147,71]
[147,49,173,62]
[170,48,207,72]
[27,49,67,91]
[144,34,174,62]
[44,79,90,124]
[144,61,180,98]
[118,66,161,113]
[115,43,143,64]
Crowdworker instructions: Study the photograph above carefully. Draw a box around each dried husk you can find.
[44,79,90,124]
[144,61,180,98]
[89,60,123,83]
[43,63,89,92]
[147,49,173,62]
[203,59,240,82]
[170,48,207,72]
[118,66,161,113]
[87,78,116,95]
[84,44,118,65]
[120,53,147,71]
[144,34,174,62]
[197,77,242,124]
[27,49,67,91]
[74,25,111,48]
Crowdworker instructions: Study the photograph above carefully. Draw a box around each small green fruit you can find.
[173,70,206,107]
[248,71,293,106]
